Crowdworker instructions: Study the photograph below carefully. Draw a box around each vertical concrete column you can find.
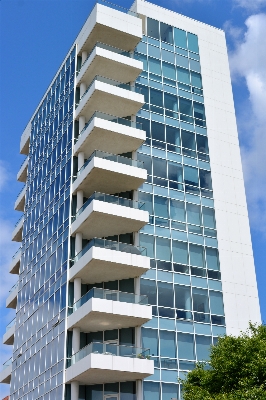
[136,379,143,400]
[79,116,85,133]
[77,190,84,210]
[80,82,87,98]
[72,327,81,354]
[78,152,85,169]
[71,381,79,400]
[74,277,81,302]
[81,51,88,65]
[75,232,83,255]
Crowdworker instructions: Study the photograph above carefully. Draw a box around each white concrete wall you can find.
[133,0,261,335]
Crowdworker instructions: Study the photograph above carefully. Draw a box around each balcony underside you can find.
[6,287,18,309]
[77,48,142,87]
[75,81,144,121]
[72,157,146,198]
[68,297,152,332]
[3,325,15,345]
[74,117,145,159]
[0,365,11,384]
[14,188,26,212]
[9,252,21,275]
[12,220,23,242]
[66,353,153,385]
[69,246,150,285]
[71,200,148,240]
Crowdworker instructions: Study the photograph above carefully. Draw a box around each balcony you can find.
[77,43,142,87]
[20,120,31,155]
[68,288,152,332]
[3,318,16,345]
[69,238,150,284]
[9,248,21,274]
[77,1,142,54]
[66,342,153,385]
[14,186,26,212]
[74,112,145,159]
[72,150,147,197]
[0,358,12,384]
[6,282,18,309]
[12,216,23,242]
[71,192,148,240]
[75,76,144,121]
[17,157,28,182]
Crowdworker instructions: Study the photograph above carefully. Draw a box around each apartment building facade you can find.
[1,1,261,399]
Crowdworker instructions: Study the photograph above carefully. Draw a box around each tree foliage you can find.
[180,324,266,400]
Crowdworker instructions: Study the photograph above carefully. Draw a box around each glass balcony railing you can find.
[12,247,21,259]
[78,42,131,76]
[67,342,150,367]
[6,317,16,333]
[69,287,148,315]
[2,357,12,370]
[76,111,142,142]
[70,238,147,266]
[14,215,23,228]
[15,185,26,202]
[73,150,143,181]
[72,192,145,223]
[96,0,140,17]
[76,75,142,108]
[9,281,19,294]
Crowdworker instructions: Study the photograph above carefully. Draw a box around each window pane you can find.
[143,382,160,400]
[147,18,160,40]
[184,166,198,186]
[166,126,180,146]
[192,288,209,313]
[202,208,216,228]
[189,244,204,267]
[139,192,153,214]
[199,170,212,190]
[162,383,178,400]
[172,241,188,264]
[150,88,163,107]
[175,285,191,310]
[160,331,176,358]
[148,44,160,59]
[140,279,157,305]
[181,130,195,149]
[160,22,174,44]
[168,163,183,183]
[186,204,201,225]
[142,328,158,357]
[164,93,178,111]
[158,281,173,307]
[174,28,187,48]
[153,158,167,178]
[206,248,219,270]
[154,196,168,218]
[194,103,205,120]
[191,71,202,88]
[177,67,190,84]
[170,200,185,221]
[196,135,209,154]
[176,54,189,68]
[210,291,224,315]
[140,234,154,258]
[149,57,161,75]
[187,33,199,53]
[138,153,152,175]
[162,62,176,80]
[177,333,195,360]
[195,335,211,361]
[179,98,193,116]
[156,237,171,261]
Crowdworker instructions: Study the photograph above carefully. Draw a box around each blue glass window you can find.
[172,241,188,264]
[160,331,176,358]
[174,28,187,49]
[177,333,195,360]
[142,328,158,357]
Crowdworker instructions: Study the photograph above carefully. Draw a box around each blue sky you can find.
[0,0,265,397]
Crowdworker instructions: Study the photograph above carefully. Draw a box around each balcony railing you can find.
[76,111,142,143]
[72,192,145,223]
[9,281,19,294]
[67,342,150,367]
[15,185,26,202]
[2,357,12,370]
[69,288,148,315]
[78,42,131,76]
[12,247,21,259]
[70,238,147,267]
[73,150,143,181]
[6,317,16,333]
[76,75,142,108]
[14,215,23,228]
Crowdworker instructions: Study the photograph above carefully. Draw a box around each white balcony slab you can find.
[17,157,28,182]
[69,246,150,284]
[66,353,154,385]
[68,297,152,332]
[74,117,146,159]
[9,249,21,275]
[14,186,26,212]
[77,3,142,54]
[3,324,15,345]
[0,364,11,384]
[72,157,147,198]
[77,46,142,87]
[6,286,18,309]
[71,200,148,240]
[75,80,144,121]
[20,121,31,155]
[12,218,23,242]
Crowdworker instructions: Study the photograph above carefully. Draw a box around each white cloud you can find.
[229,13,266,234]
[233,0,266,11]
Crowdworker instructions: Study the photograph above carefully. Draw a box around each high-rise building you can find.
[1,1,261,399]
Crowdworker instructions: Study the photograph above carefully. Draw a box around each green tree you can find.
[180,324,266,400]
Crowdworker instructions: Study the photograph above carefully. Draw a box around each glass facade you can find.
[135,18,226,399]
[10,48,76,400]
